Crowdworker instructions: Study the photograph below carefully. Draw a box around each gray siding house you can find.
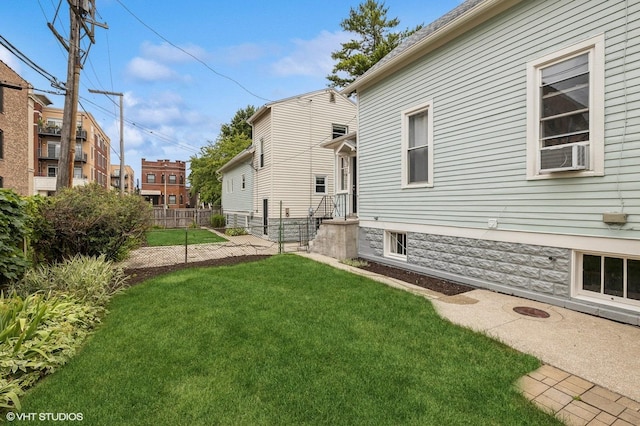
[345,0,640,325]
[219,147,254,229]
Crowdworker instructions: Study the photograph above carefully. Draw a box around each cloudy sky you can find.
[1,0,461,183]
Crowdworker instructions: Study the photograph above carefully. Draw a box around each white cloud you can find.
[125,57,177,82]
[271,30,351,77]
[140,41,208,64]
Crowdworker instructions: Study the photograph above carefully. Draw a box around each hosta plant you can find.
[0,292,101,413]
[12,255,128,307]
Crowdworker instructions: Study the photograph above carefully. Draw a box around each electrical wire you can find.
[113,0,273,103]
[614,0,629,214]
[0,35,65,90]
[80,95,202,154]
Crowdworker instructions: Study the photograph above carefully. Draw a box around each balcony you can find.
[110,169,129,178]
[34,176,89,193]
[38,126,87,140]
[38,148,88,162]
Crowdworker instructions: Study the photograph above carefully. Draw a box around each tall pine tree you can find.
[327,0,422,88]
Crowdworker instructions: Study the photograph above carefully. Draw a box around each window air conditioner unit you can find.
[540,143,588,173]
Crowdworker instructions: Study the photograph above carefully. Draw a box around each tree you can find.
[327,0,422,88]
[189,105,256,205]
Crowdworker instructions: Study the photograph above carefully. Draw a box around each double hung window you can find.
[527,35,604,178]
[401,101,433,188]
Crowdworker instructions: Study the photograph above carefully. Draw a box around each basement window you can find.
[385,231,407,260]
[576,252,640,310]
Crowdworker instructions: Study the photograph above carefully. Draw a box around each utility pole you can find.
[89,89,124,195]
[50,0,107,191]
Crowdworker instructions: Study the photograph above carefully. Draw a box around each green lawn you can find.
[145,228,227,246]
[21,256,560,425]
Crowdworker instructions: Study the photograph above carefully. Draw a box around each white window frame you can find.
[241,174,246,190]
[314,175,327,194]
[168,194,177,205]
[401,100,434,189]
[574,251,640,311]
[384,230,407,261]
[338,156,349,193]
[332,124,348,139]
[526,34,605,180]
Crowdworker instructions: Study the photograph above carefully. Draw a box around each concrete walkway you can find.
[298,252,640,426]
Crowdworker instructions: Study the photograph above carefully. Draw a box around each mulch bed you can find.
[356,260,474,296]
[124,254,473,296]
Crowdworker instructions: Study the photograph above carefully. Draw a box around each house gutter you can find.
[216,146,255,174]
[342,0,522,95]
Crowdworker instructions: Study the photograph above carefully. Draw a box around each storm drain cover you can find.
[513,306,550,318]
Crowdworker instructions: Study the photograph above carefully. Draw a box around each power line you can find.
[0,35,65,90]
[80,95,202,154]
[113,0,273,103]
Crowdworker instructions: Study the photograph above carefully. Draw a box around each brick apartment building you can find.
[34,106,111,195]
[140,159,189,208]
[0,60,32,195]
[109,164,135,194]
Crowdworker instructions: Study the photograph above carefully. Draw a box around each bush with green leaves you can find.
[0,292,102,411]
[30,184,153,263]
[225,227,248,236]
[12,255,128,307]
[0,190,31,286]
[210,214,226,228]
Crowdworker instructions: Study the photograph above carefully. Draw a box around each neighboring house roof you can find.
[320,131,357,152]
[342,0,522,94]
[247,88,352,124]
[32,93,53,106]
[217,146,255,174]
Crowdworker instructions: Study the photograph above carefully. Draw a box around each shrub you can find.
[0,292,101,412]
[12,255,128,307]
[30,184,153,263]
[225,227,247,236]
[210,214,225,228]
[0,190,30,286]
[340,258,369,268]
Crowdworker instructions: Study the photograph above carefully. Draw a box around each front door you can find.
[262,199,269,235]
[351,157,357,215]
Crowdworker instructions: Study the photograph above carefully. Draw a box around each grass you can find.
[145,228,227,246]
[21,256,561,425]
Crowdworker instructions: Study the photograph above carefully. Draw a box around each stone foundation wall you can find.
[359,227,571,299]
[249,216,317,242]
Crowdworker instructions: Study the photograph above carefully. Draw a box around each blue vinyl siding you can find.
[358,0,640,239]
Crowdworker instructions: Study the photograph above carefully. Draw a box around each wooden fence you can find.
[152,207,220,228]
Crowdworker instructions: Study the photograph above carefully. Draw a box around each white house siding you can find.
[357,0,640,324]
[221,159,253,227]
[252,90,357,240]
[270,91,356,219]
